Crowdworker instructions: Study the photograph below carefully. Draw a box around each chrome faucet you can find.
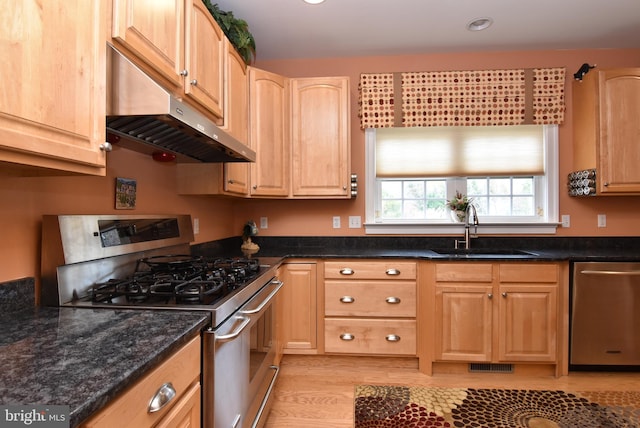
[455,204,479,249]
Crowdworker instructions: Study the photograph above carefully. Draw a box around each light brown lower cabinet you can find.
[323,260,417,356]
[279,261,318,353]
[421,261,568,377]
[80,336,201,428]
[324,318,417,355]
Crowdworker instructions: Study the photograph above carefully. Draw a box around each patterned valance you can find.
[359,67,565,128]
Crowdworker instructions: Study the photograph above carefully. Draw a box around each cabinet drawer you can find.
[324,318,416,355]
[81,336,201,428]
[324,281,416,317]
[499,263,559,283]
[435,263,493,282]
[324,260,416,280]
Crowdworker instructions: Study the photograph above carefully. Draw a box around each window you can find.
[365,125,559,234]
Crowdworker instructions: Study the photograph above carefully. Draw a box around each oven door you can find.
[203,278,283,428]
[243,281,281,428]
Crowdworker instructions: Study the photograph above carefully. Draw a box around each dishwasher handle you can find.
[580,269,640,276]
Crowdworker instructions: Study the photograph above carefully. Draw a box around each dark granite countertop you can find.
[195,236,640,262]
[0,306,209,427]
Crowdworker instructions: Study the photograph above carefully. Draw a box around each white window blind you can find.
[375,125,545,178]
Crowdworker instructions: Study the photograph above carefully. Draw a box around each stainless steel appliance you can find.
[571,261,640,367]
[106,46,256,164]
[41,214,282,428]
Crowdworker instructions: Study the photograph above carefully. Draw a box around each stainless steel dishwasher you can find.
[571,261,640,367]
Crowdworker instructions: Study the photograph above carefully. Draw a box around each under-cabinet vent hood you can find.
[106,46,255,163]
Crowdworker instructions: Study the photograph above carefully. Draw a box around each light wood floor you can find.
[265,355,640,427]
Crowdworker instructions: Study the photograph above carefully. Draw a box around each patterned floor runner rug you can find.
[354,385,640,427]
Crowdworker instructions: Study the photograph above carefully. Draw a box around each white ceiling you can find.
[213,0,640,61]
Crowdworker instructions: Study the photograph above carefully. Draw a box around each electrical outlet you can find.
[348,216,362,228]
[260,217,268,229]
[332,216,341,228]
[597,214,607,228]
[193,218,200,234]
[561,215,570,228]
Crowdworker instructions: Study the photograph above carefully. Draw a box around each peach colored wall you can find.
[2,48,640,284]
[0,147,235,283]
[234,48,640,237]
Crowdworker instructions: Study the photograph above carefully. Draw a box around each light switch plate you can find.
[260,217,268,229]
[597,214,606,228]
[332,216,341,228]
[561,215,570,228]
[348,216,361,228]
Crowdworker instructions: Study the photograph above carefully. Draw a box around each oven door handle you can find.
[240,279,284,316]
[214,315,251,342]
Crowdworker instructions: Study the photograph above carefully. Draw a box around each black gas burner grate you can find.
[90,256,259,305]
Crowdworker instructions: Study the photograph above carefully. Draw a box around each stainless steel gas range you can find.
[40,214,283,428]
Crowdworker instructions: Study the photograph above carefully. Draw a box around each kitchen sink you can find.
[429,248,539,257]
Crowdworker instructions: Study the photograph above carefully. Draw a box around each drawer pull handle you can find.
[386,334,401,342]
[340,296,355,303]
[339,268,355,275]
[340,333,355,341]
[148,382,176,413]
[386,268,401,276]
[487,293,493,299]
[386,297,401,304]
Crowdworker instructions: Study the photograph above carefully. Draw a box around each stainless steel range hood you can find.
[106,46,255,163]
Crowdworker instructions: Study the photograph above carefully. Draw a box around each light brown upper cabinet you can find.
[0,1,108,176]
[175,40,249,196]
[249,67,291,197]
[178,70,352,199]
[221,41,250,195]
[291,78,351,198]
[111,0,224,118]
[573,68,640,194]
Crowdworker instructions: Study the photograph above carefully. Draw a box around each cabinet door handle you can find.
[339,268,354,275]
[386,334,401,342]
[180,69,188,76]
[385,268,401,276]
[190,79,198,86]
[148,382,176,413]
[100,142,113,152]
[340,333,355,341]
[340,296,355,303]
[502,292,508,298]
[386,297,401,304]
[487,293,493,299]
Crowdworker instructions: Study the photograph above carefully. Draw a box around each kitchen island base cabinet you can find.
[80,336,201,428]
